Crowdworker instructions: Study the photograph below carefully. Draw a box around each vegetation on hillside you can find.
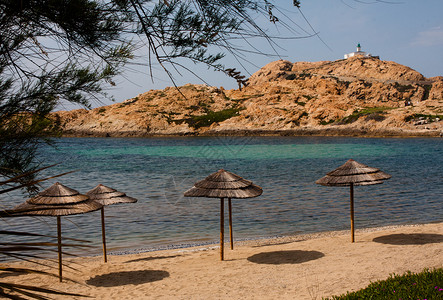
[337,107,395,125]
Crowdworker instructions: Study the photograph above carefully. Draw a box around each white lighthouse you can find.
[344,43,377,59]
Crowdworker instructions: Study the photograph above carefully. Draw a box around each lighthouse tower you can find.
[344,43,376,59]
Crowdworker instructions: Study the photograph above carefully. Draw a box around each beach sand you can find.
[3,222,442,299]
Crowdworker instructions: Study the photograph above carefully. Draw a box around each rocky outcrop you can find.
[53,57,443,137]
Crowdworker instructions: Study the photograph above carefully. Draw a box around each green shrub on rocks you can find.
[405,113,443,123]
[167,107,243,129]
[337,107,394,124]
[187,108,242,129]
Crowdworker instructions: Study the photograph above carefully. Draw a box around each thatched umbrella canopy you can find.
[86,184,137,263]
[184,169,262,260]
[14,182,102,281]
[316,159,391,242]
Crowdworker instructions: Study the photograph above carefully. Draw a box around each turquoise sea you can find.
[3,136,443,256]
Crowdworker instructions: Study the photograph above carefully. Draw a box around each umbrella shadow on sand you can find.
[0,270,25,279]
[373,233,443,245]
[247,250,324,265]
[86,269,170,287]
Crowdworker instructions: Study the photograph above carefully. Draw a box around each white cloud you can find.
[411,26,443,47]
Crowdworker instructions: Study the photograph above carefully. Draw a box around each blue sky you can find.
[66,0,443,109]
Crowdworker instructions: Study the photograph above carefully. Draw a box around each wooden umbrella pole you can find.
[228,198,233,250]
[350,183,355,243]
[57,216,62,282]
[220,197,224,261]
[101,207,107,263]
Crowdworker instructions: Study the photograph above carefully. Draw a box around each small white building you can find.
[344,43,377,59]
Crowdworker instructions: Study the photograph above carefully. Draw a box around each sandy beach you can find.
[3,222,442,299]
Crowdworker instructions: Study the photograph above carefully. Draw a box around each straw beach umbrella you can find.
[86,184,137,263]
[184,169,262,260]
[14,182,102,281]
[316,159,391,242]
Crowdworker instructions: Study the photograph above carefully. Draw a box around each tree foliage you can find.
[0,0,132,185]
[0,0,302,188]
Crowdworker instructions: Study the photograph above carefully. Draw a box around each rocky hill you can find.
[53,56,443,137]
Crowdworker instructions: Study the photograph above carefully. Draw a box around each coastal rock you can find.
[53,57,443,137]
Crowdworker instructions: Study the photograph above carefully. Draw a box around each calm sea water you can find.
[3,136,442,256]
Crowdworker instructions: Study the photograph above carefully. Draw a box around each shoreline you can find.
[4,221,442,299]
[58,127,443,138]
[3,222,440,263]
[106,221,439,257]
[3,222,440,262]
